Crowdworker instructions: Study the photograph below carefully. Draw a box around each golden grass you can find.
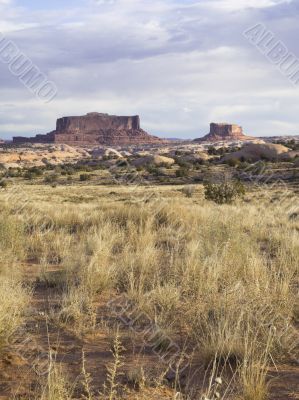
[0,211,30,350]
[0,183,298,398]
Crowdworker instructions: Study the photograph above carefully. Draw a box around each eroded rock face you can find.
[56,113,141,134]
[223,143,293,162]
[13,113,163,146]
[196,123,251,142]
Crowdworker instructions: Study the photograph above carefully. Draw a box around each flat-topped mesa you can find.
[13,112,163,146]
[195,122,252,142]
[56,113,141,133]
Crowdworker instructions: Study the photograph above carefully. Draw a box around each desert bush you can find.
[25,166,44,178]
[31,166,44,176]
[24,171,35,180]
[175,158,192,169]
[5,168,22,178]
[207,146,218,155]
[146,165,160,176]
[227,158,240,167]
[0,179,8,188]
[237,161,250,170]
[175,167,189,178]
[44,173,58,184]
[204,180,245,204]
[66,167,75,175]
[80,173,92,181]
[75,164,93,173]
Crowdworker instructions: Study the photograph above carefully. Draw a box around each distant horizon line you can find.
[2,132,299,142]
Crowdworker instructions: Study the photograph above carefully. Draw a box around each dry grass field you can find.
[0,182,298,399]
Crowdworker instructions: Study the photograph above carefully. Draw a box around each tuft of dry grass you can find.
[40,362,73,400]
[0,211,31,350]
[238,330,274,400]
[0,278,31,349]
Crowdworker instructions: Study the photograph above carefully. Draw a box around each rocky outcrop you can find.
[132,155,175,167]
[195,123,253,142]
[223,143,292,162]
[0,144,89,168]
[13,112,163,146]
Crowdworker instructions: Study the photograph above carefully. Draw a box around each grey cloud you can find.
[0,0,299,138]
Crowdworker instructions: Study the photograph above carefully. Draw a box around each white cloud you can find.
[199,0,293,11]
[0,0,298,138]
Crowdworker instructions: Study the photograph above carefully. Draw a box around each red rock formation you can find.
[13,113,163,145]
[195,123,252,142]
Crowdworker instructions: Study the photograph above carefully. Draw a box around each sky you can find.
[0,0,299,139]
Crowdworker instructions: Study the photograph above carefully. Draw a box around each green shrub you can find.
[204,180,245,204]
[208,146,227,156]
[80,173,91,182]
[208,146,218,155]
[24,172,35,180]
[29,166,44,176]
[66,167,75,175]
[238,161,250,170]
[23,167,44,180]
[6,168,22,178]
[0,179,8,189]
[146,165,160,176]
[175,158,192,169]
[175,167,189,178]
[227,158,240,167]
[251,161,267,175]
[44,174,58,184]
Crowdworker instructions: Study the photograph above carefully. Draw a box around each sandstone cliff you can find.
[13,112,163,146]
[195,123,252,142]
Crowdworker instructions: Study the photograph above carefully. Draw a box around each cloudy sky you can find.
[0,0,299,139]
